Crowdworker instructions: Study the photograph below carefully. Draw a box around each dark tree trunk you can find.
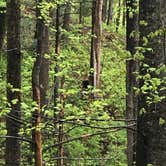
[102,0,108,22]
[107,0,113,25]
[122,0,126,26]
[79,1,83,24]
[54,5,60,109]
[0,6,6,50]
[136,0,166,166]
[63,2,71,31]
[5,0,21,165]
[39,29,49,108]
[126,0,139,165]
[90,0,103,89]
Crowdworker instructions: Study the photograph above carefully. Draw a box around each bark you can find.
[54,5,64,166]
[136,0,166,166]
[54,5,60,108]
[32,0,50,165]
[0,6,6,50]
[79,1,83,24]
[102,0,108,22]
[107,0,113,25]
[57,77,65,166]
[39,29,49,108]
[122,0,126,26]
[90,0,103,89]
[54,5,60,112]
[5,0,21,165]
[63,2,71,31]
[126,0,139,165]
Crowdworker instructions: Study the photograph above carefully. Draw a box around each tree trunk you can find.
[126,0,139,165]
[102,0,108,22]
[39,29,49,108]
[63,2,71,31]
[0,6,6,50]
[79,1,83,24]
[90,0,103,89]
[122,0,126,26]
[5,0,21,165]
[107,0,113,25]
[32,0,50,165]
[54,5,65,166]
[136,0,166,165]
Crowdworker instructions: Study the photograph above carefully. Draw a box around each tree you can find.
[126,0,139,165]
[102,0,108,22]
[0,6,6,50]
[136,0,166,165]
[32,0,50,165]
[90,0,103,89]
[107,0,113,25]
[5,0,21,165]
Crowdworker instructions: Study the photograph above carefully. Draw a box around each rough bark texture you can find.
[5,0,21,165]
[38,1,50,108]
[136,0,166,166]
[90,0,103,88]
[39,28,49,108]
[126,0,139,165]
[0,6,6,50]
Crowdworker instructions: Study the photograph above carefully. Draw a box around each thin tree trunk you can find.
[32,0,47,165]
[107,0,113,25]
[54,5,64,166]
[79,1,83,24]
[102,0,108,22]
[122,0,126,26]
[5,0,21,165]
[0,6,6,50]
[126,0,139,165]
[90,0,103,89]
[63,2,71,31]
[54,5,60,115]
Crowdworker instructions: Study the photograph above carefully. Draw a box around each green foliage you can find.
[0,0,130,165]
[0,0,6,8]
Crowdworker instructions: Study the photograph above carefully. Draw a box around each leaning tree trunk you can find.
[126,0,139,166]
[5,0,21,165]
[90,0,103,89]
[136,0,166,166]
